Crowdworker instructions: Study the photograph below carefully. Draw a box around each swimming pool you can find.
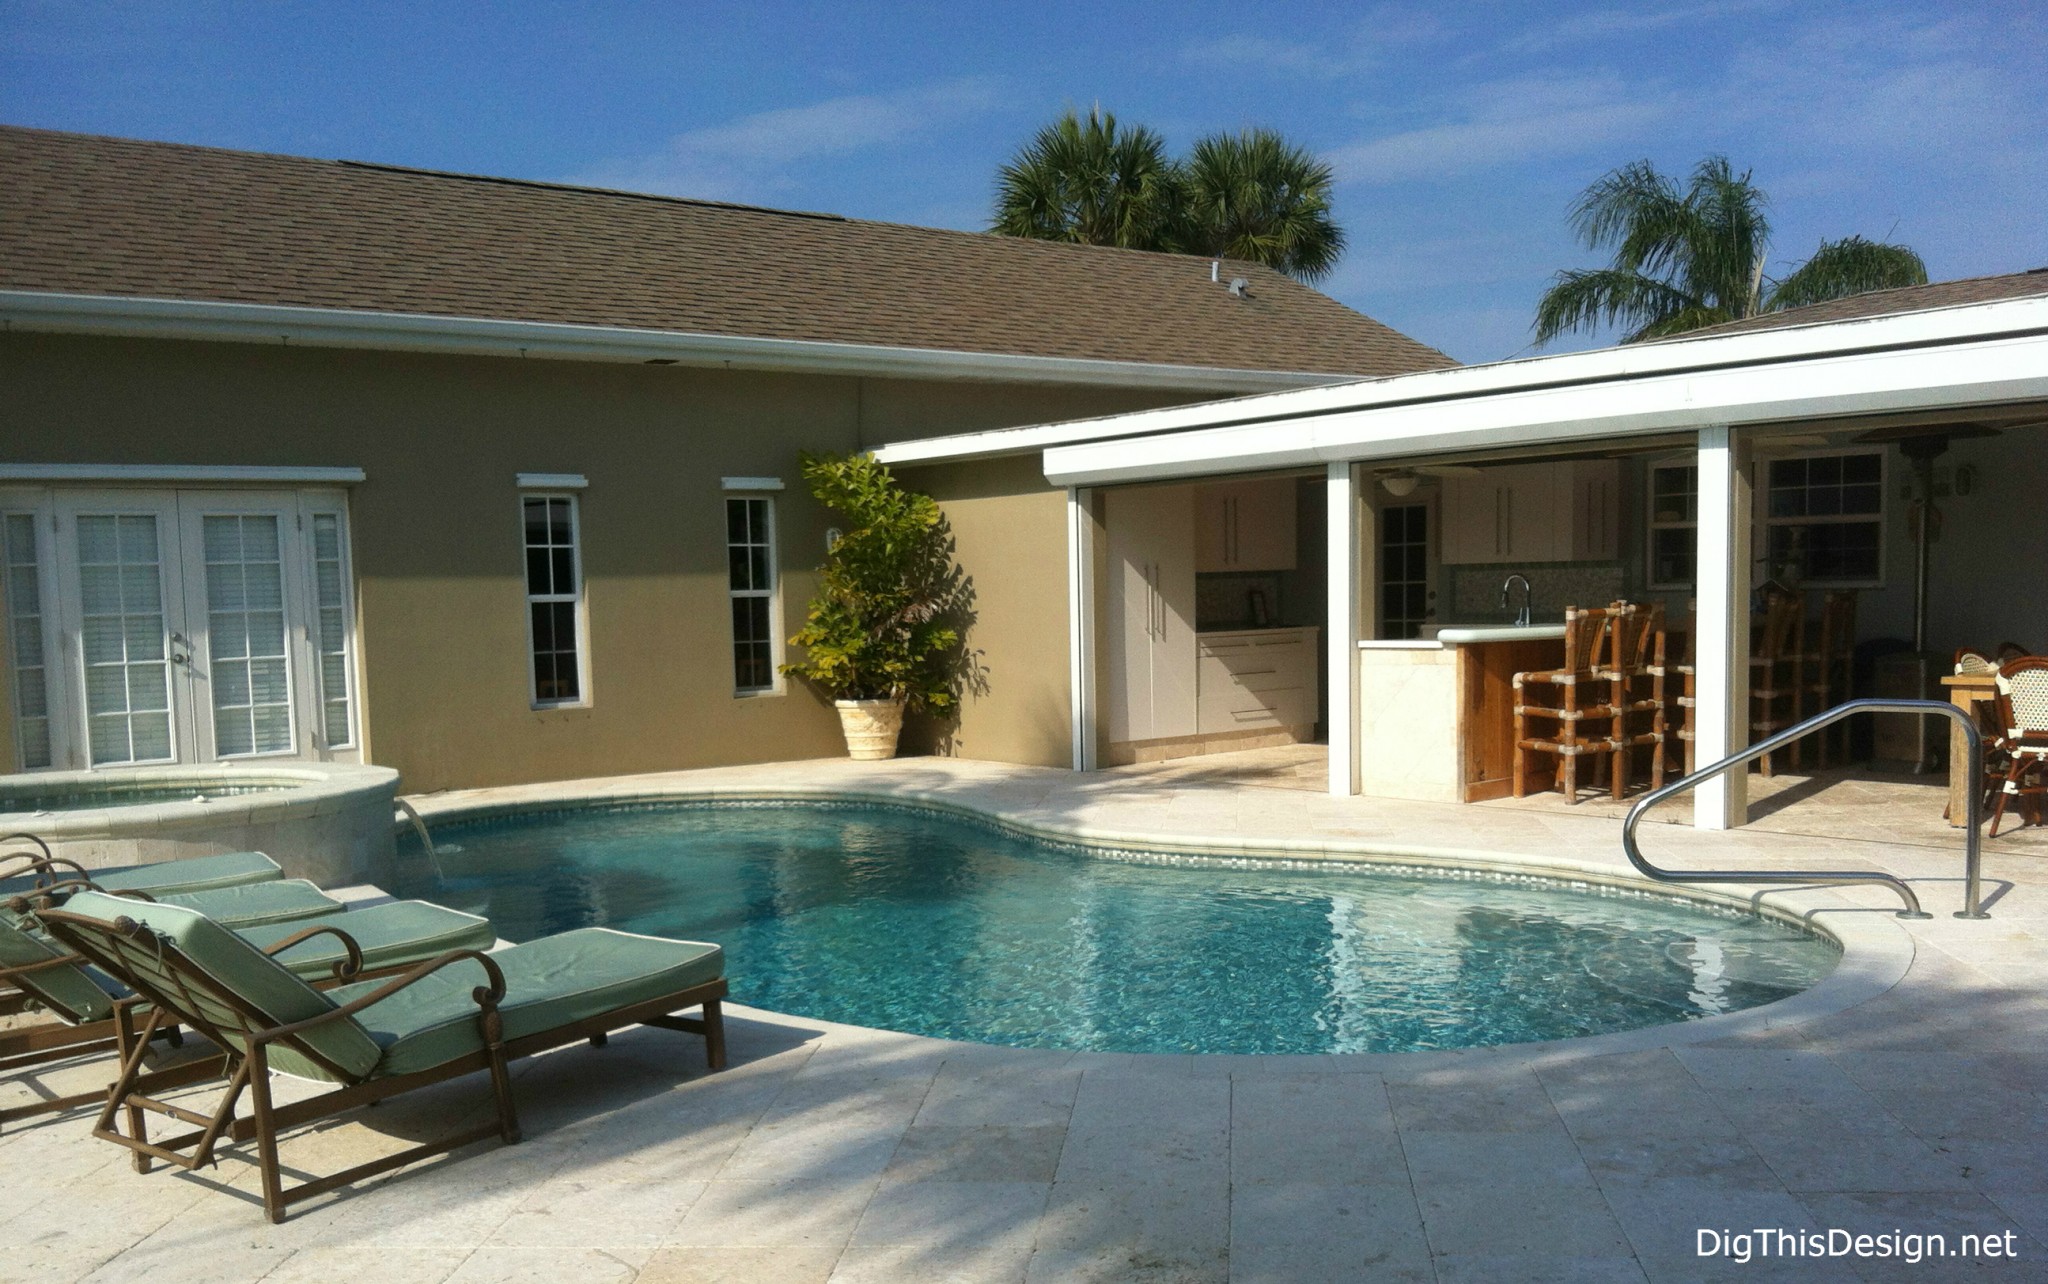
[395,799,1839,1056]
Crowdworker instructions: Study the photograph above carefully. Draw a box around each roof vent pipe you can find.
[1210,260,1220,283]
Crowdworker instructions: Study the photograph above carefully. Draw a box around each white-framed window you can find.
[1646,460,1699,590]
[307,508,357,748]
[1762,449,1885,587]
[521,493,588,707]
[2,511,53,768]
[726,494,780,694]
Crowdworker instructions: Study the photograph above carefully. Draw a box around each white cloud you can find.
[1178,9,1442,79]
[569,78,1003,202]
[1503,0,1788,55]
[1330,73,1673,184]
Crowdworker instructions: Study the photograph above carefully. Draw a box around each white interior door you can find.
[178,495,303,760]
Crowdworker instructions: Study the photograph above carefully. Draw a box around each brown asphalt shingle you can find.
[0,125,1456,379]
[1676,269,2048,338]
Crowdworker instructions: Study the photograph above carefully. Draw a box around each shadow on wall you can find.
[898,515,987,757]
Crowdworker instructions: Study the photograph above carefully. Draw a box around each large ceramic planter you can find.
[835,698,906,760]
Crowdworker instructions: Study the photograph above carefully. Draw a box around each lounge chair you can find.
[1,836,284,899]
[36,891,727,1222]
[1,898,495,1129]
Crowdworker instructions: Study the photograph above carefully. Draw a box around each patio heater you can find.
[1853,421,1999,770]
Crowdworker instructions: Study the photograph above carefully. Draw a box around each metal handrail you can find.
[1622,698,1988,920]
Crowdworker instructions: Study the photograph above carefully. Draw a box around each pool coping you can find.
[404,778,1918,1071]
[1,761,400,839]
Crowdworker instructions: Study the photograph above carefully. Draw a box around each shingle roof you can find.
[1677,269,2048,338]
[0,125,1455,379]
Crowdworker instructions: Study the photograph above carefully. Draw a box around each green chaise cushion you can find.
[53,891,382,1083]
[0,914,118,1023]
[160,879,342,928]
[324,928,724,1079]
[238,902,497,980]
[0,850,282,900]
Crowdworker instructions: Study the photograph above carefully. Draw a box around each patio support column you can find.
[1066,486,1098,771]
[1693,424,1753,829]
[1328,461,1362,796]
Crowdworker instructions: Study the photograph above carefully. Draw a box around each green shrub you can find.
[782,452,970,714]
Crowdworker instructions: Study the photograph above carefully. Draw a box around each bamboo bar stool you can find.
[1799,591,1858,767]
[1513,605,1620,804]
[1749,588,1806,776]
[1604,600,1669,797]
[1987,656,2048,837]
[1670,602,1697,776]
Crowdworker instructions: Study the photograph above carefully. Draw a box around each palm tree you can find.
[1534,156,1927,345]
[991,107,1181,251]
[1178,127,1346,283]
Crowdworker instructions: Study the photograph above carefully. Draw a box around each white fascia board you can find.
[888,294,2048,469]
[0,462,365,484]
[1044,329,2048,486]
[0,289,1345,394]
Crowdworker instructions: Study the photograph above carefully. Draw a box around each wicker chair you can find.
[1987,656,2048,838]
[1603,600,1668,797]
[1514,605,1621,804]
[1749,588,1806,776]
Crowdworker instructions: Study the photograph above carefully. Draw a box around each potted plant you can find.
[782,452,968,759]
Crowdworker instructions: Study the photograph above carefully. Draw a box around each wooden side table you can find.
[1942,672,1997,827]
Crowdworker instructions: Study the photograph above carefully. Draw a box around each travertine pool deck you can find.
[6,755,2045,1282]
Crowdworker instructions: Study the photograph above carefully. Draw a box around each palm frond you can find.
[1534,267,1703,345]
[1679,155,1770,316]
[1179,127,1345,281]
[991,108,1178,249]
[1764,236,1928,311]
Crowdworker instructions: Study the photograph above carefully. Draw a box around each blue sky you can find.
[3,1,2043,363]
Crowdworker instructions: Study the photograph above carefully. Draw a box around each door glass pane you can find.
[76,514,175,765]
[311,514,354,747]
[202,514,293,756]
[3,513,53,768]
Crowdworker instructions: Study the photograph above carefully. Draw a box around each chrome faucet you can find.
[1500,574,1533,626]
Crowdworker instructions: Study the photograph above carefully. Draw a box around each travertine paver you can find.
[4,754,2046,1281]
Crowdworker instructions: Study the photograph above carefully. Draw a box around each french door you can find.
[4,489,357,770]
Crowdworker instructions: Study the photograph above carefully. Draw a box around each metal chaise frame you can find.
[36,907,727,1223]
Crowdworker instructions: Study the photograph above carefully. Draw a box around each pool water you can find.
[395,801,1838,1055]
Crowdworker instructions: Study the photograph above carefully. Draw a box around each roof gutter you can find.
[1042,323,2048,486]
[0,290,1350,394]
[877,294,2048,468]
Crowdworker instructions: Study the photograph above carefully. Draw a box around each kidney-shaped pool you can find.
[396,799,1838,1055]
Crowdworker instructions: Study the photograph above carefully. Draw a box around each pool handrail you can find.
[1621,698,1987,921]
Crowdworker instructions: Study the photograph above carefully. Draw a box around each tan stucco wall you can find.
[1,331,1189,788]
[896,455,1075,768]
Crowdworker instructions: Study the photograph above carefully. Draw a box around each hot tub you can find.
[0,762,399,888]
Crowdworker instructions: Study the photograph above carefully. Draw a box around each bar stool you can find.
[1749,588,1806,776]
[1988,656,2048,837]
[1799,591,1857,767]
[1670,603,1697,776]
[1514,604,1620,804]
[1604,600,1669,797]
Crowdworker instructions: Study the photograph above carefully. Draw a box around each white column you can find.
[1066,487,1097,771]
[1693,425,1752,829]
[1327,462,1361,796]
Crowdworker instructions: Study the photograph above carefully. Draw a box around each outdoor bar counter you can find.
[1356,626,1568,803]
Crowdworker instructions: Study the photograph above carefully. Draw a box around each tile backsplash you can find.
[1444,563,1628,624]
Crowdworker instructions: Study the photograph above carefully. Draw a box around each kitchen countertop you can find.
[1433,624,1568,644]
[1196,624,1321,638]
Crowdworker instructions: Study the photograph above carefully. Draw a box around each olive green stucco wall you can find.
[0,331,1184,785]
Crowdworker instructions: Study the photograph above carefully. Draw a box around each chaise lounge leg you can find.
[482,1010,522,1145]
[248,1044,288,1224]
[703,998,726,1071]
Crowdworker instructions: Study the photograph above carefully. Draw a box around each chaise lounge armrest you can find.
[256,923,367,982]
[248,946,507,1050]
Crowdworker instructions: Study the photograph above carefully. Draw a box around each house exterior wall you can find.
[895,454,1075,768]
[0,331,1187,786]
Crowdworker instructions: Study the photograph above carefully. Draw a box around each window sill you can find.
[733,687,784,700]
[530,701,593,714]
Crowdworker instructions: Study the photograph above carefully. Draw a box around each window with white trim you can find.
[1763,450,1884,586]
[309,511,356,747]
[3,512,52,768]
[522,494,586,706]
[726,496,778,693]
[1646,462,1699,589]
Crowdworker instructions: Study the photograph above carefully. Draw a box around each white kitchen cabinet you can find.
[1103,485,1198,742]
[1196,627,1320,733]
[1440,461,1617,564]
[1195,478,1297,572]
